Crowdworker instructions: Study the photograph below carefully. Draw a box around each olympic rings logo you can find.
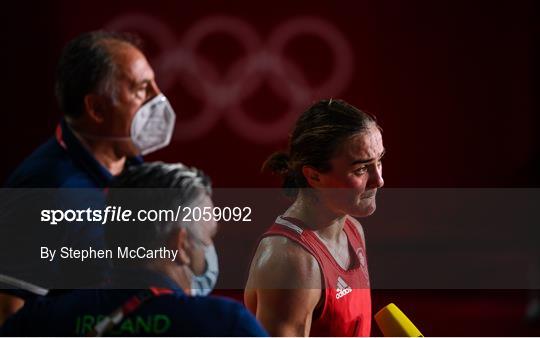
[106,14,354,143]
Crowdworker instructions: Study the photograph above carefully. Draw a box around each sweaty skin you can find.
[245,236,322,337]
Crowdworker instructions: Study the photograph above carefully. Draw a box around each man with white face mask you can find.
[0,31,216,323]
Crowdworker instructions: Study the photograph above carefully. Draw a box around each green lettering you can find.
[80,315,95,335]
[135,316,152,333]
[75,314,171,335]
[154,314,171,334]
[119,318,135,334]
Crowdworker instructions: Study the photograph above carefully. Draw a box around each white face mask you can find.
[130,93,176,155]
[67,94,176,156]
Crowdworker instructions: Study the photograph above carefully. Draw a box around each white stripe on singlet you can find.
[275,216,304,234]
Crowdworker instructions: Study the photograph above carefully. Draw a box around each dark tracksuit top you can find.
[0,119,141,291]
[0,267,268,336]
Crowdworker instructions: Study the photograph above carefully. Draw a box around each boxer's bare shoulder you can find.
[247,236,321,289]
[245,236,322,336]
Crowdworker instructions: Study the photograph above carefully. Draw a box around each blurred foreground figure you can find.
[0,162,267,336]
[0,30,216,323]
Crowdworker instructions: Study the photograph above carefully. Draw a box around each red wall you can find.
[1,0,538,335]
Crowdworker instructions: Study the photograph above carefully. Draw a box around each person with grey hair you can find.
[0,162,268,336]
[0,31,215,324]
[105,162,219,295]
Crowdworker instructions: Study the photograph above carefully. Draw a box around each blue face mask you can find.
[190,244,219,296]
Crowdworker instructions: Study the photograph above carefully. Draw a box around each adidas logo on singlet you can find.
[336,276,352,299]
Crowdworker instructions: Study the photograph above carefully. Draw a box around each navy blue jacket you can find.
[0,120,141,290]
[0,267,267,336]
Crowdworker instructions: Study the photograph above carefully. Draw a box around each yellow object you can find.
[374,303,424,337]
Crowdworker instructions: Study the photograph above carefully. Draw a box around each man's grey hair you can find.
[105,162,212,263]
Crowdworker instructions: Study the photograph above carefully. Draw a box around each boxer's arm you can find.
[245,237,322,337]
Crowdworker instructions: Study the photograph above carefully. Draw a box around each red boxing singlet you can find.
[262,216,371,337]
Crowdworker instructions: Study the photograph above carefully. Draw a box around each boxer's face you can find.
[102,43,161,157]
[316,125,385,217]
